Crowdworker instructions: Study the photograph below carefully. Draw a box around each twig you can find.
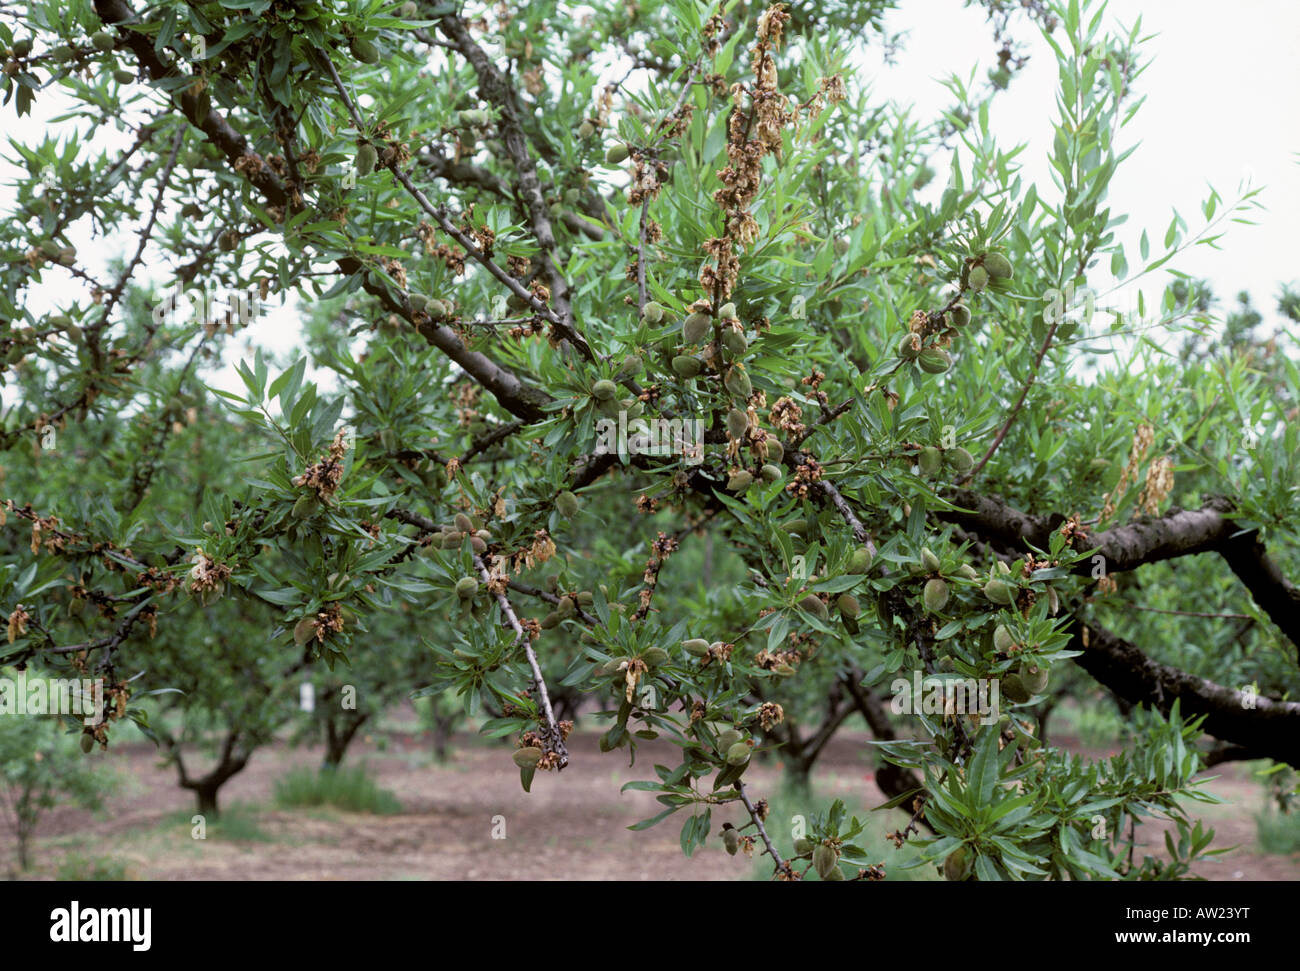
[474,553,569,769]
[958,319,1059,484]
[737,781,788,877]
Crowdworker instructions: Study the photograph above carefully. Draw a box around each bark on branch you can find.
[1069,614,1300,767]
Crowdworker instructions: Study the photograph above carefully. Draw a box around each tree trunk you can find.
[195,784,220,818]
[323,710,369,769]
[432,714,456,762]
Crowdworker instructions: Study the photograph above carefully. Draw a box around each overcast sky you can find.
[3,1,1296,402]
[872,0,1299,321]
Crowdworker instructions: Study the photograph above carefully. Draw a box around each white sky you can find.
[3,0,1296,407]
[872,0,1300,325]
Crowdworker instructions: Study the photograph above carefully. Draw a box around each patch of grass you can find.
[56,853,129,881]
[273,764,402,814]
[149,803,273,841]
[1255,809,1300,855]
[207,804,274,841]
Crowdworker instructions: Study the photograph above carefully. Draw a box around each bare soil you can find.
[6,725,1298,881]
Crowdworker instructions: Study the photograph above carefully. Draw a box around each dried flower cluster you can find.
[292,429,350,502]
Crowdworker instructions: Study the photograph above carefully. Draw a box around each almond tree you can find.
[1,0,1296,880]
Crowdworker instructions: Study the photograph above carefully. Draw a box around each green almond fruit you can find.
[1019,662,1049,694]
[79,731,95,754]
[794,838,815,856]
[717,729,743,750]
[799,595,829,622]
[764,439,784,464]
[996,560,1011,576]
[293,617,316,646]
[922,548,941,572]
[426,298,449,320]
[682,312,712,343]
[785,519,808,538]
[824,864,845,881]
[91,30,115,51]
[512,746,544,769]
[943,847,970,881]
[956,563,978,580]
[968,265,989,291]
[642,301,665,324]
[923,577,950,612]
[540,611,561,629]
[350,37,380,63]
[682,638,710,657]
[39,239,62,258]
[400,1,418,17]
[13,38,33,58]
[604,143,629,165]
[898,333,922,360]
[671,355,702,378]
[455,577,479,599]
[918,348,952,374]
[948,303,972,327]
[760,463,781,483]
[577,121,595,139]
[722,328,748,356]
[723,828,741,855]
[576,590,594,606]
[597,396,622,418]
[983,578,1015,605]
[470,536,487,553]
[993,625,1016,653]
[617,353,642,377]
[291,494,317,519]
[813,843,838,879]
[440,531,464,549]
[918,446,942,477]
[218,230,238,252]
[836,593,860,619]
[453,513,474,534]
[726,469,753,492]
[718,302,738,320]
[983,252,1013,280]
[1001,673,1030,704]
[946,446,974,474]
[726,407,748,440]
[409,293,429,312]
[556,595,576,618]
[642,647,669,667]
[848,547,873,574]
[51,46,73,63]
[113,68,135,84]
[48,314,71,328]
[591,379,616,401]
[725,741,751,766]
[724,367,751,399]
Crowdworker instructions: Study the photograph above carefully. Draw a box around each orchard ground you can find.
[8,706,1298,881]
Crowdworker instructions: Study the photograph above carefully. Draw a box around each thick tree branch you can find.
[939,490,1300,653]
[1069,614,1300,767]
